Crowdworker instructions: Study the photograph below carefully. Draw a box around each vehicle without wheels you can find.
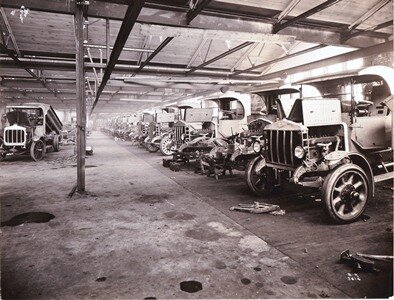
[0,103,63,162]
[249,66,393,223]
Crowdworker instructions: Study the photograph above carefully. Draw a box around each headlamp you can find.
[253,141,261,153]
[294,146,305,159]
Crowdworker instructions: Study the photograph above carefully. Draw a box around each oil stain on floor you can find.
[1,212,55,227]
[180,281,203,293]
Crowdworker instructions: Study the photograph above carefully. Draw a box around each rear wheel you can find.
[160,135,176,156]
[30,140,46,161]
[245,156,275,196]
[322,163,370,224]
[53,134,60,152]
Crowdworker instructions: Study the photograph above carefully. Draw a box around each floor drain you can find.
[1,212,55,227]
[180,281,202,293]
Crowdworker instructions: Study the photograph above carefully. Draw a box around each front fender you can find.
[324,150,374,196]
[32,135,41,142]
[151,136,161,143]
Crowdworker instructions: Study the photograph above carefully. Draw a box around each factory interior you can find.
[0,0,393,299]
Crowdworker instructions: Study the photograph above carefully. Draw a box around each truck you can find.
[164,92,251,171]
[144,108,177,153]
[0,103,63,161]
[249,66,393,223]
[199,88,300,180]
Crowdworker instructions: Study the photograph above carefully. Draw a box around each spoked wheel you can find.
[53,134,61,152]
[30,140,46,161]
[322,164,370,224]
[245,156,275,196]
[146,142,159,153]
[160,135,176,156]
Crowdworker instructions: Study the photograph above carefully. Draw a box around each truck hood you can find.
[264,119,307,131]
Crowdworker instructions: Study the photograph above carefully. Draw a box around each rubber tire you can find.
[245,156,275,196]
[0,138,6,162]
[53,135,60,152]
[30,140,46,161]
[163,159,171,168]
[146,143,159,153]
[160,135,175,156]
[322,163,371,224]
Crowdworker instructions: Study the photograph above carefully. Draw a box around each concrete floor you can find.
[1,131,392,299]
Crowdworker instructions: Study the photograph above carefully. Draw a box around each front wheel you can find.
[30,140,46,161]
[146,142,159,153]
[322,163,371,224]
[0,138,6,162]
[160,135,176,156]
[245,156,276,196]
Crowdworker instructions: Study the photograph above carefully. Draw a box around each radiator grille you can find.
[174,125,186,146]
[265,129,303,167]
[4,128,26,145]
[148,122,157,139]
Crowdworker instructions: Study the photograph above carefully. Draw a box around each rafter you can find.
[0,7,21,57]
[273,0,343,33]
[232,44,327,76]
[91,0,145,114]
[186,42,254,75]
[276,0,302,23]
[342,20,393,43]
[348,0,391,30]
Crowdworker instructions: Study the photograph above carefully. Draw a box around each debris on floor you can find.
[355,253,393,262]
[340,249,380,273]
[230,202,285,215]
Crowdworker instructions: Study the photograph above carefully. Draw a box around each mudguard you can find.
[324,150,374,196]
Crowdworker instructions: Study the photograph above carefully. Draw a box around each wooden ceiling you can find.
[0,0,392,113]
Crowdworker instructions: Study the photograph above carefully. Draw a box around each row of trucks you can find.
[104,65,393,224]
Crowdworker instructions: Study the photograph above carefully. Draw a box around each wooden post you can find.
[75,2,86,192]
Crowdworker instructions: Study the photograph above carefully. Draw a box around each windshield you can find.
[6,108,43,126]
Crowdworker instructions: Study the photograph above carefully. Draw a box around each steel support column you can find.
[75,2,86,192]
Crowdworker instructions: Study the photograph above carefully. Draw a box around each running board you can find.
[374,171,394,183]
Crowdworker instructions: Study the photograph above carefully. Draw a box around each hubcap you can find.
[331,171,367,219]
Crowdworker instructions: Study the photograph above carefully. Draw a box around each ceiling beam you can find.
[133,0,211,76]
[273,0,343,33]
[348,0,391,30]
[0,44,60,98]
[276,0,302,23]
[232,44,327,76]
[186,41,254,75]
[257,40,393,81]
[342,20,393,43]
[187,0,213,24]
[0,0,388,47]
[91,0,145,114]
[0,7,21,57]
[133,36,173,75]
[138,24,296,44]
